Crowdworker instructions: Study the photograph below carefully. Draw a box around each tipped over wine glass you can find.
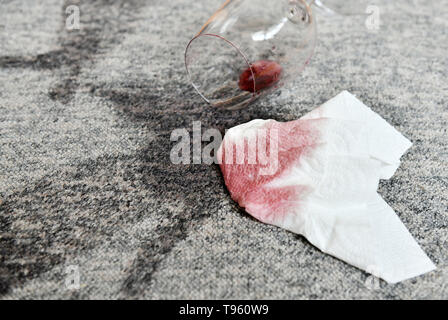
[185,0,370,110]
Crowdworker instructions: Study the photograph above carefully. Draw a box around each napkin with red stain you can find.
[217,91,435,283]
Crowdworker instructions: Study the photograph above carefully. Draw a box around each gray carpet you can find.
[0,0,447,299]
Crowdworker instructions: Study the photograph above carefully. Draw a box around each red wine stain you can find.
[219,120,318,224]
[238,60,283,93]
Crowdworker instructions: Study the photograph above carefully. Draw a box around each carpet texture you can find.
[0,0,447,299]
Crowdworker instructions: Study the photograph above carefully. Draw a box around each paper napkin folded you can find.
[217,91,435,283]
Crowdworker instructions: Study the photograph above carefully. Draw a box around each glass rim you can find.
[184,33,257,109]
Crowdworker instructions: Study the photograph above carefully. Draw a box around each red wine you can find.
[238,60,283,93]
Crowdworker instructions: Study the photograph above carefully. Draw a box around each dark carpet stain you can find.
[88,78,288,297]
[0,78,239,297]
[0,50,66,70]
[89,81,229,297]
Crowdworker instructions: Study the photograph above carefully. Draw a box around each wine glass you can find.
[184,0,371,110]
[185,0,316,110]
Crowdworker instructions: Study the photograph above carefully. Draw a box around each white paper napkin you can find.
[218,90,436,283]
